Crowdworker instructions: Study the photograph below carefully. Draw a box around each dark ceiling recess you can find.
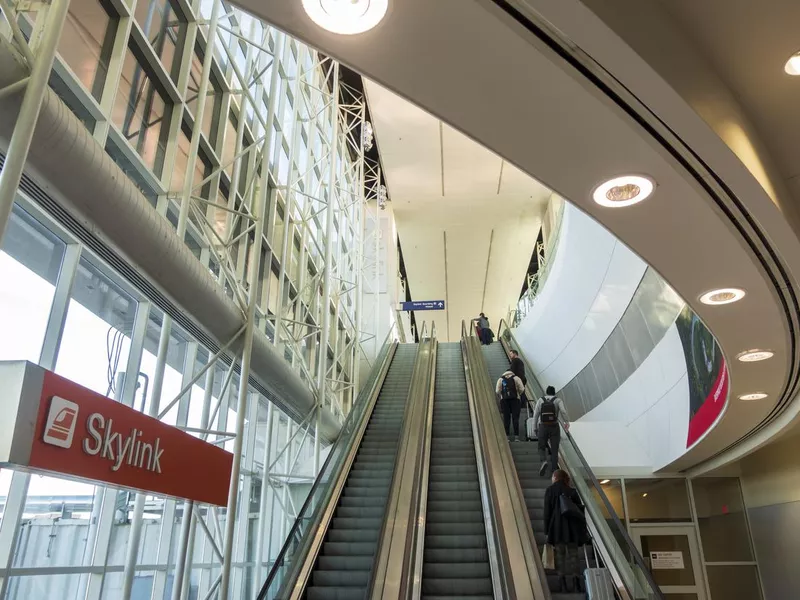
[337,63,387,189]
[519,228,544,299]
[396,238,417,342]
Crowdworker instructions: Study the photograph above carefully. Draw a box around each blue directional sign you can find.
[401,300,445,311]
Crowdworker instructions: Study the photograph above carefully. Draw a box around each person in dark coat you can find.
[543,470,590,591]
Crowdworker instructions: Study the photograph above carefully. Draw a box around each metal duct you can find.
[0,38,341,442]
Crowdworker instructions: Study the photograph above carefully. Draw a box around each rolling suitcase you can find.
[583,546,614,600]
[526,399,537,441]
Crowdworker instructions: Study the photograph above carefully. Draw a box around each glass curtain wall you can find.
[0,0,369,597]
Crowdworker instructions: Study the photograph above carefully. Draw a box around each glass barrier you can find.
[498,320,664,600]
[256,328,396,600]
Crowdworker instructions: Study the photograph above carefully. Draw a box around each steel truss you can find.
[0,0,380,598]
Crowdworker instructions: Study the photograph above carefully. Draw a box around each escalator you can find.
[482,342,586,600]
[304,343,417,600]
[480,328,665,600]
[422,342,493,599]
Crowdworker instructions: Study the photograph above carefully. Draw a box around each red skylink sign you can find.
[1,363,233,506]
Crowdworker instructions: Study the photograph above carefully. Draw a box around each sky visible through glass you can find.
[0,250,237,515]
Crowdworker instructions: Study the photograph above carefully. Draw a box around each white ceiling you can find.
[365,80,552,341]
[232,0,800,471]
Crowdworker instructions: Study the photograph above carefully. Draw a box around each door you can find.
[631,525,707,600]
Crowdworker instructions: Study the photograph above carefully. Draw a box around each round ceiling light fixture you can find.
[302,0,388,35]
[784,51,800,76]
[592,175,655,208]
[739,392,768,401]
[699,287,746,306]
[737,349,774,363]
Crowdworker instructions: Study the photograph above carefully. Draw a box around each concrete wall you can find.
[740,433,800,600]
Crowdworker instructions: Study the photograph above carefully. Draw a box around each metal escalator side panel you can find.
[272,341,403,600]
[460,328,547,599]
[409,339,438,600]
[369,335,437,600]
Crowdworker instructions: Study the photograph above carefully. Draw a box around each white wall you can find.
[515,204,646,390]
[514,204,696,472]
[567,421,653,477]
[580,324,690,470]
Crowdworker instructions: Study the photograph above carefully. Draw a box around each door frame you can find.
[630,523,707,599]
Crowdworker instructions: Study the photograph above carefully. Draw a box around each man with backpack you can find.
[508,349,527,398]
[532,385,570,476]
[495,369,525,442]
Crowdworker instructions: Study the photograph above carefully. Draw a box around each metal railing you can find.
[497,319,664,599]
[257,324,399,600]
[460,321,547,600]
[371,321,437,599]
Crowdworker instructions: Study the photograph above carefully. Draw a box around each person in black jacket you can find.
[544,470,590,591]
[508,349,528,433]
[509,349,526,385]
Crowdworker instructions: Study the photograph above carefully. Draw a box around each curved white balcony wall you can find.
[578,324,690,470]
[514,203,647,390]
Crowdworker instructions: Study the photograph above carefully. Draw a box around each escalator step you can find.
[421,562,491,578]
[421,577,493,596]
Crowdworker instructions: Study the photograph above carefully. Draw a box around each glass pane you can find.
[0,208,64,362]
[5,573,82,599]
[186,47,220,141]
[58,0,116,98]
[626,479,692,523]
[55,257,136,395]
[707,565,762,600]
[640,534,696,586]
[620,301,655,366]
[133,0,185,82]
[113,46,171,174]
[605,324,636,386]
[692,477,754,562]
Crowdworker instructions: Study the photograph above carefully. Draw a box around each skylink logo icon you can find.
[83,414,164,473]
[43,397,80,449]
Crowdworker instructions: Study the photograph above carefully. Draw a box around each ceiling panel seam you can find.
[481,228,495,313]
[443,230,450,341]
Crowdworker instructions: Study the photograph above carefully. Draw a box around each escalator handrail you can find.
[369,322,437,599]
[257,324,399,600]
[460,320,547,600]
[497,319,664,599]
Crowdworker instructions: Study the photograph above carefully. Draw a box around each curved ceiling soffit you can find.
[509,0,800,470]
[234,0,800,468]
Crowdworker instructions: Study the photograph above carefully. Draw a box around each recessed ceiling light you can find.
[302,0,388,35]
[784,52,800,76]
[600,479,610,485]
[737,349,774,363]
[699,288,746,306]
[592,175,655,208]
[739,392,768,401]
[642,493,648,498]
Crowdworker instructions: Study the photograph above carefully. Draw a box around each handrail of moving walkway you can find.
[497,319,664,600]
[460,320,547,599]
[257,324,399,600]
[370,321,437,599]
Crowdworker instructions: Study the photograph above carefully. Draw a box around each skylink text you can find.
[82,414,164,473]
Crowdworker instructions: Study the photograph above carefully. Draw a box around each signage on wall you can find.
[675,305,729,448]
[649,551,685,570]
[400,300,445,311]
[0,361,233,506]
